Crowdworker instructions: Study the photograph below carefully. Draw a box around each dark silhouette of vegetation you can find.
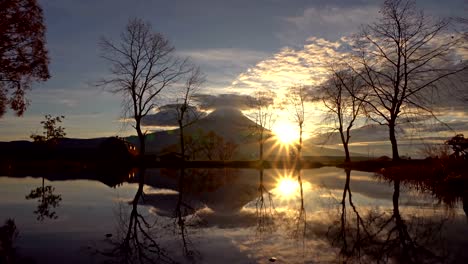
[25,176,62,221]
[30,114,66,145]
[317,69,365,162]
[0,219,18,264]
[377,158,468,219]
[446,134,468,159]
[99,18,194,155]
[168,130,238,161]
[345,0,467,160]
[0,0,50,117]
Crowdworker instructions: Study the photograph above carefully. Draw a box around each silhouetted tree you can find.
[318,69,365,162]
[446,134,468,159]
[175,67,204,161]
[0,0,50,117]
[285,85,310,160]
[215,140,238,161]
[347,0,467,160]
[30,114,66,145]
[99,18,192,155]
[248,90,276,161]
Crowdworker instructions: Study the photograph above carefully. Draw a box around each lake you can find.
[1,167,467,263]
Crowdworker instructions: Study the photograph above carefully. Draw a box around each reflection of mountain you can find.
[128,107,353,158]
[143,168,275,216]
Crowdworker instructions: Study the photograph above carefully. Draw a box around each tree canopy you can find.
[0,0,50,117]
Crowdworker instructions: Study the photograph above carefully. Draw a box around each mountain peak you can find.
[205,107,245,119]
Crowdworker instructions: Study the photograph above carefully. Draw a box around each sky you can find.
[1,0,467,154]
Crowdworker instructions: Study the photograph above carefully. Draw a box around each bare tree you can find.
[347,0,467,160]
[285,85,309,160]
[318,69,365,162]
[99,18,191,155]
[248,90,276,162]
[175,67,204,160]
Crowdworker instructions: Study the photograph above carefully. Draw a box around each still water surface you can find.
[0,167,467,263]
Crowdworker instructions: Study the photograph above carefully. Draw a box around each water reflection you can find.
[174,167,200,261]
[1,165,468,263]
[25,176,62,221]
[102,167,176,264]
[255,168,275,234]
[327,169,461,263]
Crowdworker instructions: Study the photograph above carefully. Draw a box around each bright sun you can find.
[273,123,298,145]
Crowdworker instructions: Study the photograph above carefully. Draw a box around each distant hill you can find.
[127,107,356,159]
[307,124,398,145]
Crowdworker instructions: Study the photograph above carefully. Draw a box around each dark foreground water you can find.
[1,167,467,263]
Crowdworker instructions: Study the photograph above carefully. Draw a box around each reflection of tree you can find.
[328,169,374,261]
[255,168,275,234]
[104,168,175,264]
[329,171,448,263]
[294,170,307,242]
[0,219,18,263]
[25,177,61,221]
[378,180,446,263]
[173,167,199,261]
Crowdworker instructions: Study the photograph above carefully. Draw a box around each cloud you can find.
[193,93,261,110]
[178,48,269,91]
[231,37,352,93]
[277,5,380,45]
[141,104,206,127]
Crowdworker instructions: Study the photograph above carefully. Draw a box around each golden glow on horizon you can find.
[273,122,299,145]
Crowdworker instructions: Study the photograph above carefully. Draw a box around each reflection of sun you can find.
[273,122,298,145]
[273,176,300,200]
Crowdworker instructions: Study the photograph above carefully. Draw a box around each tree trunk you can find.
[259,129,264,161]
[339,128,351,163]
[136,120,145,156]
[298,123,303,161]
[389,120,400,161]
[178,120,185,160]
[343,144,351,163]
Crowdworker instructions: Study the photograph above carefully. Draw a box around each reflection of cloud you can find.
[195,208,259,229]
